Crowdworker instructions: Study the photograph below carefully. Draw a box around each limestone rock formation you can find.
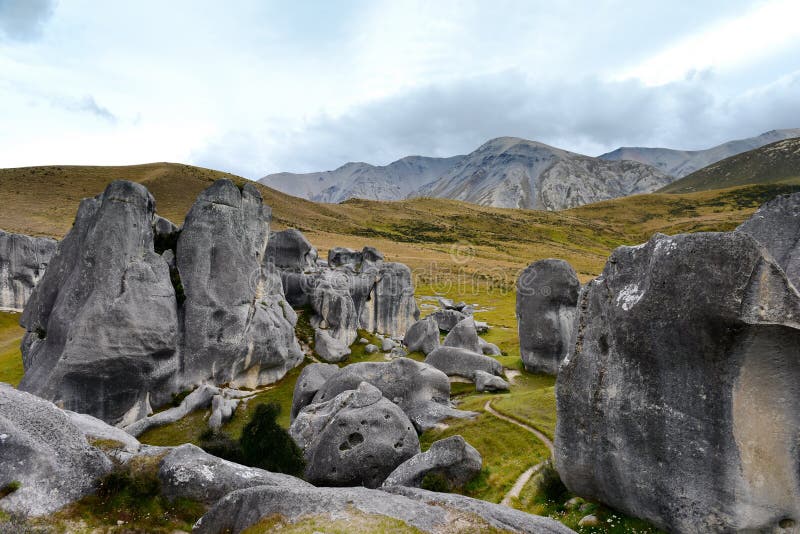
[517,259,580,374]
[429,308,467,331]
[425,346,503,379]
[158,444,311,505]
[264,228,318,270]
[305,358,464,432]
[0,383,113,516]
[178,179,303,388]
[0,230,56,311]
[382,435,482,489]
[736,191,800,289]
[404,316,440,354]
[358,262,420,339]
[290,382,420,488]
[290,363,340,421]
[19,181,180,423]
[474,370,509,392]
[555,231,800,533]
[443,316,482,353]
[308,271,360,345]
[479,338,502,356]
[314,328,351,362]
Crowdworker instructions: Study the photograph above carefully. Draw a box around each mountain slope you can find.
[659,137,800,194]
[260,155,465,203]
[599,128,800,178]
[416,137,672,210]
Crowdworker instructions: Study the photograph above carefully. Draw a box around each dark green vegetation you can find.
[661,137,800,194]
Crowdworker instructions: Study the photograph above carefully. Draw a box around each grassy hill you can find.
[660,137,800,194]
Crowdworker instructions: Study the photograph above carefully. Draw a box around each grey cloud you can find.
[56,95,117,123]
[192,69,800,178]
[0,0,56,41]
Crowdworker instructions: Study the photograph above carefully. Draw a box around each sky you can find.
[1,0,800,179]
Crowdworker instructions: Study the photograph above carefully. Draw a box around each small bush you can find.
[0,480,21,499]
[239,403,306,477]
[198,429,244,464]
[420,472,451,493]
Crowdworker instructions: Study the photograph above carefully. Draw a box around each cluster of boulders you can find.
[0,382,573,533]
[553,192,800,533]
[264,229,419,362]
[0,230,56,311]
[288,357,483,488]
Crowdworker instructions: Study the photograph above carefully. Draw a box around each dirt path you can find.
[484,399,554,507]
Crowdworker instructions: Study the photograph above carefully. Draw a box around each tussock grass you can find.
[0,312,24,386]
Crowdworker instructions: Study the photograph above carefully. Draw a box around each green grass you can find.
[0,312,24,386]
[491,373,557,439]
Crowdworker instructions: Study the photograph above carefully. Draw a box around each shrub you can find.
[0,480,21,499]
[198,429,244,464]
[239,403,306,477]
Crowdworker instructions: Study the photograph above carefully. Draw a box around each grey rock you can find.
[358,337,369,344]
[474,370,509,392]
[404,316,440,355]
[437,297,455,308]
[308,271,359,345]
[389,346,408,359]
[517,259,580,375]
[425,346,503,379]
[578,515,600,527]
[66,410,142,454]
[429,308,467,332]
[479,338,502,356]
[309,358,457,432]
[19,180,180,424]
[0,230,56,311]
[0,383,113,517]
[327,246,363,268]
[381,337,396,351]
[152,214,178,238]
[384,486,577,533]
[358,262,420,339]
[474,320,489,333]
[178,179,303,389]
[314,328,351,363]
[736,191,800,289]
[123,384,219,437]
[264,228,318,271]
[382,435,482,489]
[443,317,482,353]
[365,343,378,354]
[158,443,311,506]
[361,245,384,265]
[290,363,340,421]
[290,382,420,488]
[209,394,239,431]
[555,231,800,533]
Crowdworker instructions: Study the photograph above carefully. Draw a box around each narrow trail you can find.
[484,399,554,507]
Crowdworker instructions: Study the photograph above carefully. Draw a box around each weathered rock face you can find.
[0,231,56,311]
[0,383,113,517]
[19,181,180,423]
[443,317,482,353]
[290,382,420,488]
[308,271,360,346]
[178,179,302,388]
[425,346,503,379]
[290,363,340,421]
[313,328,351,362]
[429,308,467,331]
[382,435,482,489]
[264,228,318,271]
[358,262,420,338]
[736,191,800,290]
[555,232,800,533]
[158,444,311,506]
[474,370,509,392]
[404,316,440,355]
[517,259,580,375]
[307,358,459,432]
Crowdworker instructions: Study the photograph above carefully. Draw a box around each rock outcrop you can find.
[178,179,303,388]
[443,316,482,353]
[404,316,440,354]
[425,346,503,379]
[0,230,56,311]
[0,383,113,516]
[474,370,509,392]
[736,191,800,289]
[290,382,420,488]
[290,363,340,421]
[264,228,318,270]
[19,181,180,423]
[358,262,419,338]
[382,435,482,489]
[555,231,800,533]
[429,308,467,331]
[517,259,580,374]
[313,328,351,362]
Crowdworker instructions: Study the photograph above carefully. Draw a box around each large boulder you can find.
[158,443,311,505]
[327,246,365,269]
[308,271,359,346]
[313,328,351,363]
[306,358,464,432]
[290,382,420,488]
[0,230,56,311]
[404,316,440,355]
[290,362,340,421]
[443,316,482,353]
[382,435,482,489]
[516,259,580,374]
[0,383,113,516]
[358,262,420,339]
[555,232,800,533]
[264,228,318,270]
[425,346,503,379]
[736,191,800,289]
[194,484,574,534]
[429,308,467,331]
[474,370,509,392]
[19,181,180,423]
[178,179,303,389]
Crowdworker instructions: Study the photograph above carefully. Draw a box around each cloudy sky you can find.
[1,0,799,178]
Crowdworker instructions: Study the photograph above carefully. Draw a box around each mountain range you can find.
[259,129,800,210]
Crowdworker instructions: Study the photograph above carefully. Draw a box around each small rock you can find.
[358,338,369,344]
[381,338,396,352]
[474,370,509,392]
[365,344,379,354]
[564,497,584,509]
[404,316,440,355]
[578,515,600,527]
